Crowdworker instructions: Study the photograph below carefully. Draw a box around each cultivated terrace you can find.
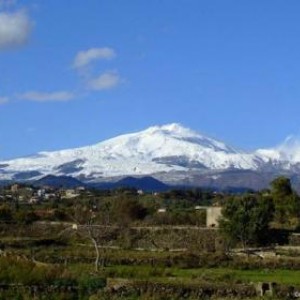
[0,177,300,299]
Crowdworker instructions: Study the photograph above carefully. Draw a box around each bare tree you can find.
[68,201,114,272]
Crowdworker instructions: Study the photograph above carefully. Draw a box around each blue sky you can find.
[1,0,300,159]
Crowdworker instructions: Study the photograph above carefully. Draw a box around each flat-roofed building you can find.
[206,207,222,227]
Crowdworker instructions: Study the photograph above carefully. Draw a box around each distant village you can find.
[0,183,87,204]
[0,183,223,228]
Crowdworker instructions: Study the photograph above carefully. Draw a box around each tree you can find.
[112,196,148,226]
[0,205,12,222]
[270,176,300,225]
[271,176,292,196]
[68,201,115,272]
[219,195,274,251]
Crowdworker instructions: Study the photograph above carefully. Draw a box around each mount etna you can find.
[1,123,300,191]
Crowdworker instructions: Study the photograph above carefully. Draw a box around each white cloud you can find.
[73,47,116,69]
[0,10,33,49]
[0,96,8,104]
[20,91,75,102]
[88,71,121,91]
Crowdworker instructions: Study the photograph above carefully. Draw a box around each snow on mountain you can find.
[3,123,300,182]
[0,123,263,180]
[256,136,300,168]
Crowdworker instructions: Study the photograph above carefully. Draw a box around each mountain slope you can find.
[33,175,85,188]
[92,176,169,192]
[0,123,263,181]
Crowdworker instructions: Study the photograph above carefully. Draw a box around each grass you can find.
[174,267,300,285]
[95,264,300,286]
[3,240,300,287]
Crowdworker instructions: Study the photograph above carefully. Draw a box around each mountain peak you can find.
[144,123,197,137]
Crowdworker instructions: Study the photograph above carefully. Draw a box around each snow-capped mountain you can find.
[0,123,300,183]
